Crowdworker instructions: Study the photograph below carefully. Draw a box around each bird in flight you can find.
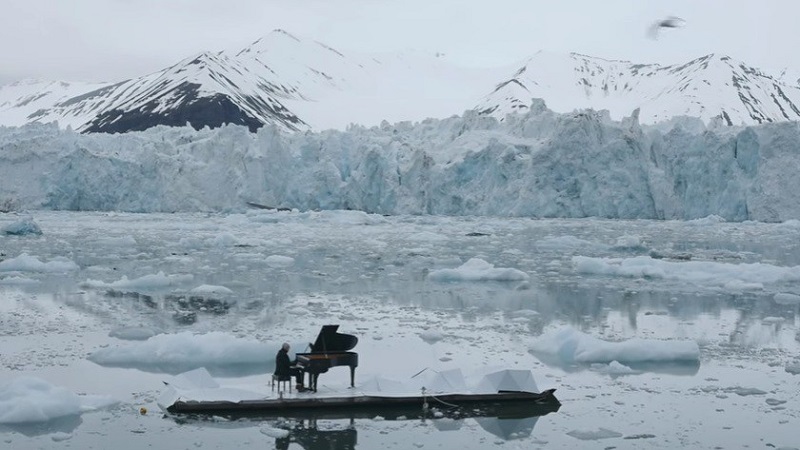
[647,16,686,39]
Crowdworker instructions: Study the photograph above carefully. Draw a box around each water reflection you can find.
[0,415,82,437]
[171,400,559,449]
[272,415,542,449]
[531,351,701,376]
[275,422,357,450]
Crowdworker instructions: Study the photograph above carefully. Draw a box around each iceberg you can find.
[428,258,529,282]
[529,327,700,365]
[0,377,117,425]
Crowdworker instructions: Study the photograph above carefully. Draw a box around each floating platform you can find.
[167,388,559,417]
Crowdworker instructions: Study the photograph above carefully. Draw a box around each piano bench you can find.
[271,374,292,393]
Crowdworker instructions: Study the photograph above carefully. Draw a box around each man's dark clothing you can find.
[275,347,304,386]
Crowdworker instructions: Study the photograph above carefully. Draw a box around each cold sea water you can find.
[1,211,799,449]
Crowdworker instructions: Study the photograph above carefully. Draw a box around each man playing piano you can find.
[274,343,306,392]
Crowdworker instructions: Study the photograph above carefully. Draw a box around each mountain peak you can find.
[237,29,306,57]
[477,50,800,126]
[270,28,301,42]
[2,34,799,134]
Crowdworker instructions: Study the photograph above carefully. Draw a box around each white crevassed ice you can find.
[2,101,800,221]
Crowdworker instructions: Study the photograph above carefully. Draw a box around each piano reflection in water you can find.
[294,325,359,392]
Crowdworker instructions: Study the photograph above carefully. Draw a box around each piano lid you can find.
[309,325,358,353]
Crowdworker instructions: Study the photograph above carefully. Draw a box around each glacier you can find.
[1,100,800,222]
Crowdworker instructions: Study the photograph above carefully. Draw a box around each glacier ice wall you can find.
[1,100,799,221]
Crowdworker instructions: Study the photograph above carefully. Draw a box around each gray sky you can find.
[1,0,797,84]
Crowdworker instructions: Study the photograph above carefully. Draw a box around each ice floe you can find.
[189,284,234,295]
[774,293,800,305]
[80,271,194,290]
[2,216,41,236]
[0,253,78,273]
[574,255,800,290]
[108,326,163,341]
[88,331,283,375]
[566,427,623,440]
[427,258,529,282]
[0,377,117,425]
[529,327,700,365]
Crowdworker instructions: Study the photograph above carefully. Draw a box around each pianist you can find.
[274,343,306,392]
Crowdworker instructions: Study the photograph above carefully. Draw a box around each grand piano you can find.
[295,325,358,392]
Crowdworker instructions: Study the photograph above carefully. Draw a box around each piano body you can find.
[295,325,358,392]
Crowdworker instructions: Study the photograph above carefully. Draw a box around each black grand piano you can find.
[295,325,358,392]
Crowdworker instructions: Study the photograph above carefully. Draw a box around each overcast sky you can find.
[1,0,798,85]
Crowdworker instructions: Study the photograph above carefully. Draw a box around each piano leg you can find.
[349,366,355,388]
[311,373,319,392]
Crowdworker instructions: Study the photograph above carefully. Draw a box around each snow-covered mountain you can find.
[477,52,800,126]
[1,31,799,133]
[0,30,364,133]
[0,30,498,133]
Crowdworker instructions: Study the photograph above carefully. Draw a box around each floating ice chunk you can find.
[731,387,766,396]
[211,232,238,247]
[762,317,784,325]
[786,361,800,375]
[723,279,763,291]
[0,275,40,286]
[0,377,117,425]
[50,432,73,441]
[428,258,529,282]
[590,361,639,375]
[178,236,204,250]
[419,329,444,344]
[611,235,646,250]
[774,293,800,305]
[317,210,387,226]
[81,271,193,290]
[687,215,726,225]
[108,326,162,341]
[0,253,78,273]
[88,332,281,374]
[624,433,656,440]
[567,428,623,440]
[530,327,699,364]
[190,284,233,295]
[2,216,42,235]
[573,255,800,289]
